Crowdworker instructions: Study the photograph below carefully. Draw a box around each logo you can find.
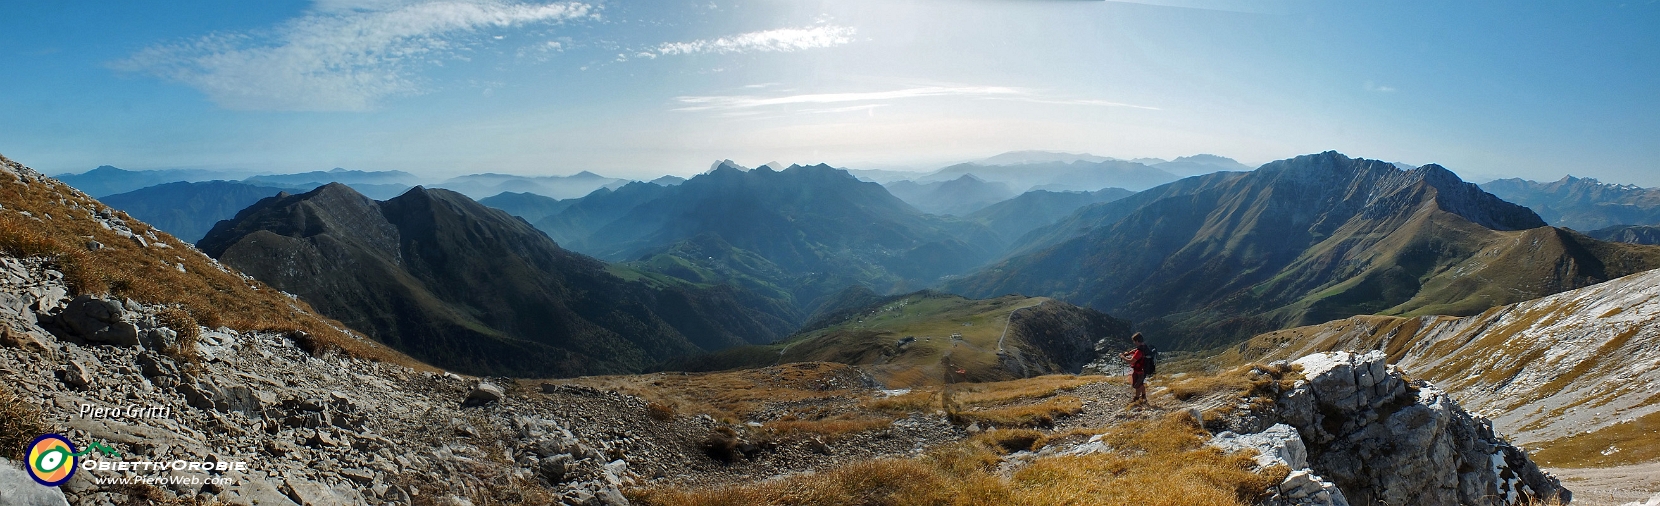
[26,434,77,486]
[24,434,121,487]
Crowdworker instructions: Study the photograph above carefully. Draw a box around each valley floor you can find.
[1546,463,1660,506]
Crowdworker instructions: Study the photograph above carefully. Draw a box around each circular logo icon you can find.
[26,434,77,487]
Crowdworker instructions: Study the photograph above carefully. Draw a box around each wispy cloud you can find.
[649,25,856,57]
[673,86,1158,112]
[1365,81,1398,93]
[114,0,595,111]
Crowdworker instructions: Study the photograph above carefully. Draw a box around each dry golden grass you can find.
[950,375,1105,406]
[0,157,427,370]
[630,413,1283,506]
[1531,409,1660,468]
[554,362,870,423]
[1164,363,1300,405]
[864,388,941,413]
[950,396,1084,428]
[0,382,49,461]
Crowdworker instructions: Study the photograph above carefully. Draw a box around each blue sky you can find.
[1,0,1657,184]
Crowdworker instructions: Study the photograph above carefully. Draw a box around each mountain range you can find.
[197,183,796,377]
[948,151,1660,350]
[530,162,1003,313]
[1481,175,1660,231]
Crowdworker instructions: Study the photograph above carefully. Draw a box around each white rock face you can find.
[1224,352,1569,506]
[1210,424,1349,506]
[1246,267,1660,447]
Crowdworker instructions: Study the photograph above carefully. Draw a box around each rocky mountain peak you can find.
[1404,164,1545,231]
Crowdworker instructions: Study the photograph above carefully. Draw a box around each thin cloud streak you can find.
[114,0,595,111]
[653,25,856,56]
[672,86,1158,112]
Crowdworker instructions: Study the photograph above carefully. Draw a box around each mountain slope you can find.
[99,181,292,243]
[1481,176,1660,230]
[198,183,795,377]
[541,163,1002,296]
[966,188,1134,246]
[479,191,576,224]
[949,151,1660,350]
[883,174,1017,216]
[1233,267,1660,468]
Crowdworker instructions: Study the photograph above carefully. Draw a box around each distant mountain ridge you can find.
[924,159,1177,192]
[1481,175,1660,230]
[949,151,1660,350]
[883,174,1016,216]
[54,165,249,197]
[433,171,629,200]
[198,183,796,377]
[1587,224,1660,245]
[100,181,292,243]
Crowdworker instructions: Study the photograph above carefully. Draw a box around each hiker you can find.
[1118,333,1152,403]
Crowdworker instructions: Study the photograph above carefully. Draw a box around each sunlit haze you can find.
[2,0,1656,184]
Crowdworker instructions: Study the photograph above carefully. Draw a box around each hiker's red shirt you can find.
[1128,347,1146,376]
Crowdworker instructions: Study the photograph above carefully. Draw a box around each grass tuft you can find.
[0,383,48,461]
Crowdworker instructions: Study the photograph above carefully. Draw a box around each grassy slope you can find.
[0,154,425,369]
[655,292,1129,389]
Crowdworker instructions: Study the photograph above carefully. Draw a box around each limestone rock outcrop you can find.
[1224,351,1571,506]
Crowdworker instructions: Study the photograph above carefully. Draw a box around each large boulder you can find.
[1267,351,1569,506]
[49,295,141,346]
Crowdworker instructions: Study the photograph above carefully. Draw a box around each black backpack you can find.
[1139,344,1157,376]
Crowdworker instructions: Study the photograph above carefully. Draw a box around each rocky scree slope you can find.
[198,182,795,377]
[951,151,1660,350]
[1236,266,1660,464]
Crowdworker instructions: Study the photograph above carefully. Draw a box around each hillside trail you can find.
[996,300,1046,352]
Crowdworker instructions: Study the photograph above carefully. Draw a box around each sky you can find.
[0,0,1657,185]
